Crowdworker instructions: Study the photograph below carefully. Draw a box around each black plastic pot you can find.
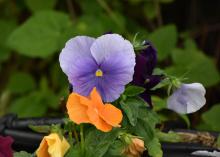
[0,115,218,157]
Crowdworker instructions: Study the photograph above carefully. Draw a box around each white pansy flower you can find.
[167,83,206,114]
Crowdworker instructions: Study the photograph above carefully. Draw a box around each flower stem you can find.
[80,124,85,155]
[72,123,79,144]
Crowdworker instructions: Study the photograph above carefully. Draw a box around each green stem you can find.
[80,125,85,154]
[72,123,79,144]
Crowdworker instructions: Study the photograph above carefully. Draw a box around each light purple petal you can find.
[59,36,95,75]
[68,57,98,96]
[96,77,125,102]
[167,83,206,114]
[90,34,135,65]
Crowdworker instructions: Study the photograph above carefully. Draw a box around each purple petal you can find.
[133,42,157,85]
[141,41,157,74]
[144,75,161,89]
[140,91,152,107]
[167,83,206,114]
[97,52,135,102]
[90,34,135,65]
[68,57,98,96]
[59,36,95,76]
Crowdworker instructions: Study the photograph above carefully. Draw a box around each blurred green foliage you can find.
[0,0,220,131]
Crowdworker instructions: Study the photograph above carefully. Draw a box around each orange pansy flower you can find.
[67,87,123,132]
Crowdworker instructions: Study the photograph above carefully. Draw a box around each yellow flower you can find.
[36,133,70,157]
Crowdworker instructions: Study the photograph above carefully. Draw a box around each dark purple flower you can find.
[133,41,161,106]
[59,34,136,102]
[0,136,14,157]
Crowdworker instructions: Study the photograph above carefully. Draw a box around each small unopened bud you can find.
[122,138,145,157]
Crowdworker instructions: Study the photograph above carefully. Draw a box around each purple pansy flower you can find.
[167,83,206,114]
[59,34,136,102]
[0,135,14,157]
[132,41,161,106]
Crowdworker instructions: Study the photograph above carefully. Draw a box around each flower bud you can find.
[122,138,145,157]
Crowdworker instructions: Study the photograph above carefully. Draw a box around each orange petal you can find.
[36,138,50,157]
[87,105,112,132]
[99,104,123,127]
[90,87,104,110]
[67,93,90,124]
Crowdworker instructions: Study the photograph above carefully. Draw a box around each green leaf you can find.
[147,137,163,157]
[75,14,125,36]
[85,129,119,157]
[133,118,155,143]
[201,104,220,131]
[29,125,50,133]
[138,107,161,128]
[0,20,16,62]
[106,140,125,157]
[9,92,48,117]
[152,96,167,111]
[120,98,139,126]
[143,2,156,20]
[151,78,170,91]
[14,151,32,157]
[7,72,36,94]
[24,0,57,12]
[167,48,220,87]
[7,11,73,58]
[124,85,145,97]
[149,25,177,60]
[65,145,81,157]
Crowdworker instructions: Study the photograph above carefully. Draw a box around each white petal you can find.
[167,83,206,114]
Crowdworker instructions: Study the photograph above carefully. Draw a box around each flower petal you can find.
[45,134,70,157]
[59,36,95,76]
[68,57,98,97]
[86,105,112,132]
[96,51,135,102]
[99,104,123,127]
[96,78,125,102]
[133,41,157,85]
[90,34,135,65]
[0,136,14,157]
[67,93,90,124]
[36,138,50,157]
[167,83,206,114]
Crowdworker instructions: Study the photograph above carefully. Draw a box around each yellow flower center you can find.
[95,69,103,77]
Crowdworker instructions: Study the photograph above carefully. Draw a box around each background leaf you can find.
[200,104,220,131]
[149,25,177,60]
[24,0,57,12]
[7,72,36,94]
[7,11,74,58]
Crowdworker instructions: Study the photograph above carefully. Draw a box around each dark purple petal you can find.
[133,41,157,86]
[144,75,161,89]
[140,91,152,107]
[0,136,14,157]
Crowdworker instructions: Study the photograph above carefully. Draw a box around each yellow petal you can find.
[36,138,50,157]
[36,133,70,157]
[46,134,70,157]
